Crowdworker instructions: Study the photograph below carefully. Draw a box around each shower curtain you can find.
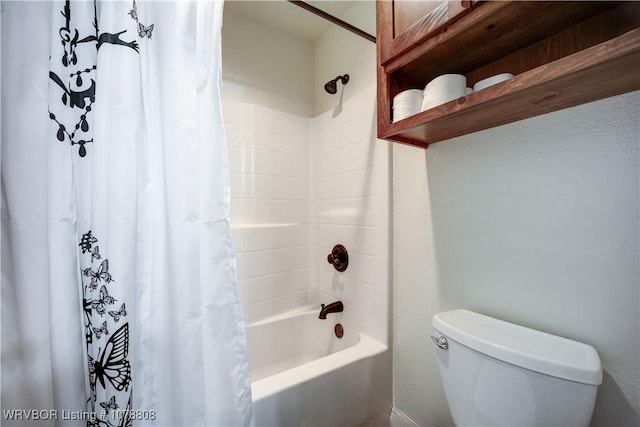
[1,1,252,426]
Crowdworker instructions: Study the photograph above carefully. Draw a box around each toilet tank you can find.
[432,309,602,427]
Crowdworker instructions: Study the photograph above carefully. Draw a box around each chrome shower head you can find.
[324,74,349,94]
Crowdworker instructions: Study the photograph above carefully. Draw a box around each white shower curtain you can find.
[1,1,252,426]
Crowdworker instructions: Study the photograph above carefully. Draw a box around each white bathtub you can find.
[245,306,388,427]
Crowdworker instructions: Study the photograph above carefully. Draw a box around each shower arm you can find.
[287,1,376,44]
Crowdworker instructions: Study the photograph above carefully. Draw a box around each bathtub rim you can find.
[246,307,388,401]
[245,304,322,328]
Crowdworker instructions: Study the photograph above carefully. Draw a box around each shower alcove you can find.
[222,2,392,426]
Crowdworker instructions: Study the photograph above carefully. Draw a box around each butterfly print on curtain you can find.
[129,0,155,39]
[80,230,132,427]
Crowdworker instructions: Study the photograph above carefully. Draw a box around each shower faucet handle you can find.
[327,244,348,272]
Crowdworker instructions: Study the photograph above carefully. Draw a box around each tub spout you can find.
[319,301,343,319]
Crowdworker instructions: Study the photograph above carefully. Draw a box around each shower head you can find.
[324,74,349,94]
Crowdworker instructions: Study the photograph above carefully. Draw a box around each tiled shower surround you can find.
[224,85,389,342]
[224,102,311,321]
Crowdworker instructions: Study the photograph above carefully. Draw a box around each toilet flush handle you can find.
[431,335,449,350]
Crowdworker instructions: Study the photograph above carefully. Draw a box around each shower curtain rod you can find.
[287,0,376,44]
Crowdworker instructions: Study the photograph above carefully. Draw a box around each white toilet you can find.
[431,309,602,427]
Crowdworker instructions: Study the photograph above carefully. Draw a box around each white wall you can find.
[314,1,376,116]
[393,91,640,426]
[222,9,315,117]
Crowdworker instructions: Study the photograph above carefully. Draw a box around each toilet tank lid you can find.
[432,309,602,386]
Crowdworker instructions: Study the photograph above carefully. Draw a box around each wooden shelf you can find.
[377,1,640,148]
[383,2,621,82]
[380,29,640,147]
